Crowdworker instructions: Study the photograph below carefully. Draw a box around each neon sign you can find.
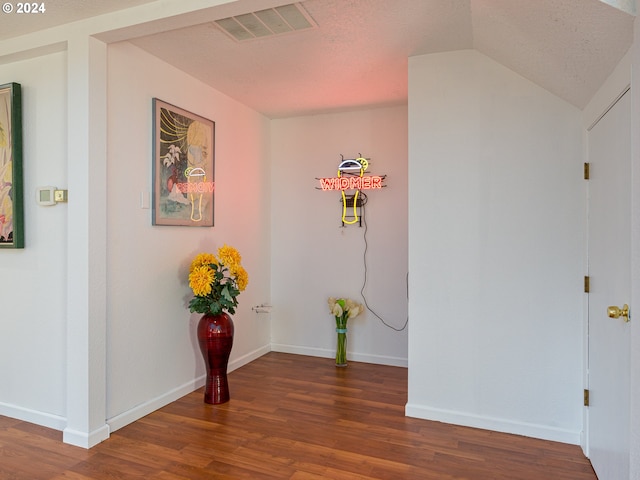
[173,181,215,193]
[317,156,386,225]
[317,176,384,191]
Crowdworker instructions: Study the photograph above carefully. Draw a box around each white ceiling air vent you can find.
[214,3,317,42]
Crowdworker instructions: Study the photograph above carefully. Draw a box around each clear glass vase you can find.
[335,328,347,367]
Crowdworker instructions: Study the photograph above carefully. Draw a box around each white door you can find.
[587,89,631,480]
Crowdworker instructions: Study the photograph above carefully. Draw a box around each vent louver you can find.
[215,3,316,42]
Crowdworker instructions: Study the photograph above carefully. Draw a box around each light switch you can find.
[140,191,150,209]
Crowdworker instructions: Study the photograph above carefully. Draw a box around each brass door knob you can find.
[607,304,630,322]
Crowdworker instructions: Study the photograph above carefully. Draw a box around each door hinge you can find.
[584,163,590,180]
[584,389,590,407]
[584,276,590,293]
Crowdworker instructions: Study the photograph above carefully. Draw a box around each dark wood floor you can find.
[0,352,596,479]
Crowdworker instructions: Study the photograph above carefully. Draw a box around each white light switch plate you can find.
[140,191,150,209]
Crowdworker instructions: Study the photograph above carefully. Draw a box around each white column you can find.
[62,34,109,448]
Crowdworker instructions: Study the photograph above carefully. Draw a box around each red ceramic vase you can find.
[197,312,234,404]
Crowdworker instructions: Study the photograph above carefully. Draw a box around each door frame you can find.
[580,51,632,458]
[584,86,631,480]
[630,29,640,480]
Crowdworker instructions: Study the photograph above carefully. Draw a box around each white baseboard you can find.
[107,377,204,433]
[229,344,272,372]
[0,401,66,431]
[270,343,408,367]
[107,343,272,434]
[63,424,110,449]
[405,403,581,445]
[1,344,405,446]
[270,343,330,358]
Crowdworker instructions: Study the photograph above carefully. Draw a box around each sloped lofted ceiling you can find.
[0,0,634,118]
[117,0,637,118]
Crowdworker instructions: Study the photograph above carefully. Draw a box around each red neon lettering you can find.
[319,178,338,190]
[318,176,384,191]
[175,182,215,193]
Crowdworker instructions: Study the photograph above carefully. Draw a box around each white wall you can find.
[407,50,584,444]
[0,0,271,445]
[105,42,272,429]
[270,107,408,366]
[0,51,68,429]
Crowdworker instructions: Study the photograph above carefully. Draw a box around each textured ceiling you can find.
[0,0,634,118]
[131,0,475,118]
[471,0,633,109]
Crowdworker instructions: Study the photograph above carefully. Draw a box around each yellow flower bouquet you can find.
[188,245,248,315]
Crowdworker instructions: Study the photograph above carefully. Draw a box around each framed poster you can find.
[152,99,215,226]
[0,82,23,248]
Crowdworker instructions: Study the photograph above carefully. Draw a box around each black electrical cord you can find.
[359,195,408,332]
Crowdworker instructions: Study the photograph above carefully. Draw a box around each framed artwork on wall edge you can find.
[152,98,215,227]
[0,82,23,249]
